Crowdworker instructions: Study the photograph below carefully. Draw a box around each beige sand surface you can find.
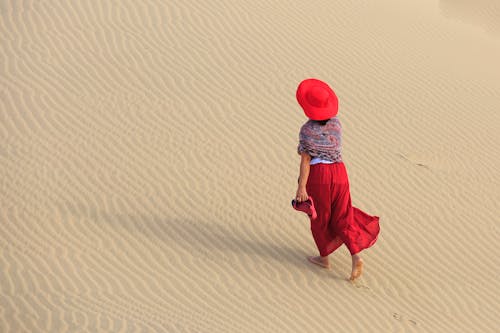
[1,0,499,332]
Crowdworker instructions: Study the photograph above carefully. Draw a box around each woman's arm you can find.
[296,152,311,202]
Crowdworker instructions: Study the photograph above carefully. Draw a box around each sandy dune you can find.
[1,0,499,332]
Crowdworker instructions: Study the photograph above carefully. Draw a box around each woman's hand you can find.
[295,186,309,202]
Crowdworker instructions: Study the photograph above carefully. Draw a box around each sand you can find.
[1,0,499,332]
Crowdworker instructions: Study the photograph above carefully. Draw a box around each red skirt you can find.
[306,163,380,256]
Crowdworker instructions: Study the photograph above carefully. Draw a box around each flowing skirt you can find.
[306,163,380,256]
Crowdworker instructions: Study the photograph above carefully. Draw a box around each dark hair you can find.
[315,119,330,126]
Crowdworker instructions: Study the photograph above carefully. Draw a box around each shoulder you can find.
[299,120,315,133]
[327,117,341,130]
[329,117,340,125]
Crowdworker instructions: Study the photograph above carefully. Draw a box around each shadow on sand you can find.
[65,201,312,271]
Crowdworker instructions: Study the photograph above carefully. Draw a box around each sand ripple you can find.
[1,0,500,332]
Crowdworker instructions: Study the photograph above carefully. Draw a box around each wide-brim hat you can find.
[296,78,338,120]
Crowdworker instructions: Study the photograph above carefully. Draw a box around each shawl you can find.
[297,117,343,162]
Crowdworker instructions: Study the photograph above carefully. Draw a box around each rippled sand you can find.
[1,1,499,332]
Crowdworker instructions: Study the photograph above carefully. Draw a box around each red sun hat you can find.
[296,78,338,120]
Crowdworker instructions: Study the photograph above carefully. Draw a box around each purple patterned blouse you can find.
[297,117,342,163]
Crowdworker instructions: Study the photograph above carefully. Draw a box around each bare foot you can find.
[350,258,363,280]
[307,256,331,270]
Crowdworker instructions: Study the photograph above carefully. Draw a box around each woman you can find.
[294,78,380,281]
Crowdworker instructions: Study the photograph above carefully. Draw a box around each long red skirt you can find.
[306,163,380,256]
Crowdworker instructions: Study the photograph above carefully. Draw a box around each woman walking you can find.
[293,78,380,280]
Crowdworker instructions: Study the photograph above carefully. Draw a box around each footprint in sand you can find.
[397,153,431,169]
[393,312,418,326]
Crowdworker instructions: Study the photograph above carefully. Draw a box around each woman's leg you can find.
[350,253,363,280]
[306,166,343,259]
[307,255,331,269]
[329,163,365,280]
[306,234,343,269]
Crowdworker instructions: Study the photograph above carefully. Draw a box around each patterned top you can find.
[297,117,342,163]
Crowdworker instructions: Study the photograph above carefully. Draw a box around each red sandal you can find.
[291,196,317,220]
